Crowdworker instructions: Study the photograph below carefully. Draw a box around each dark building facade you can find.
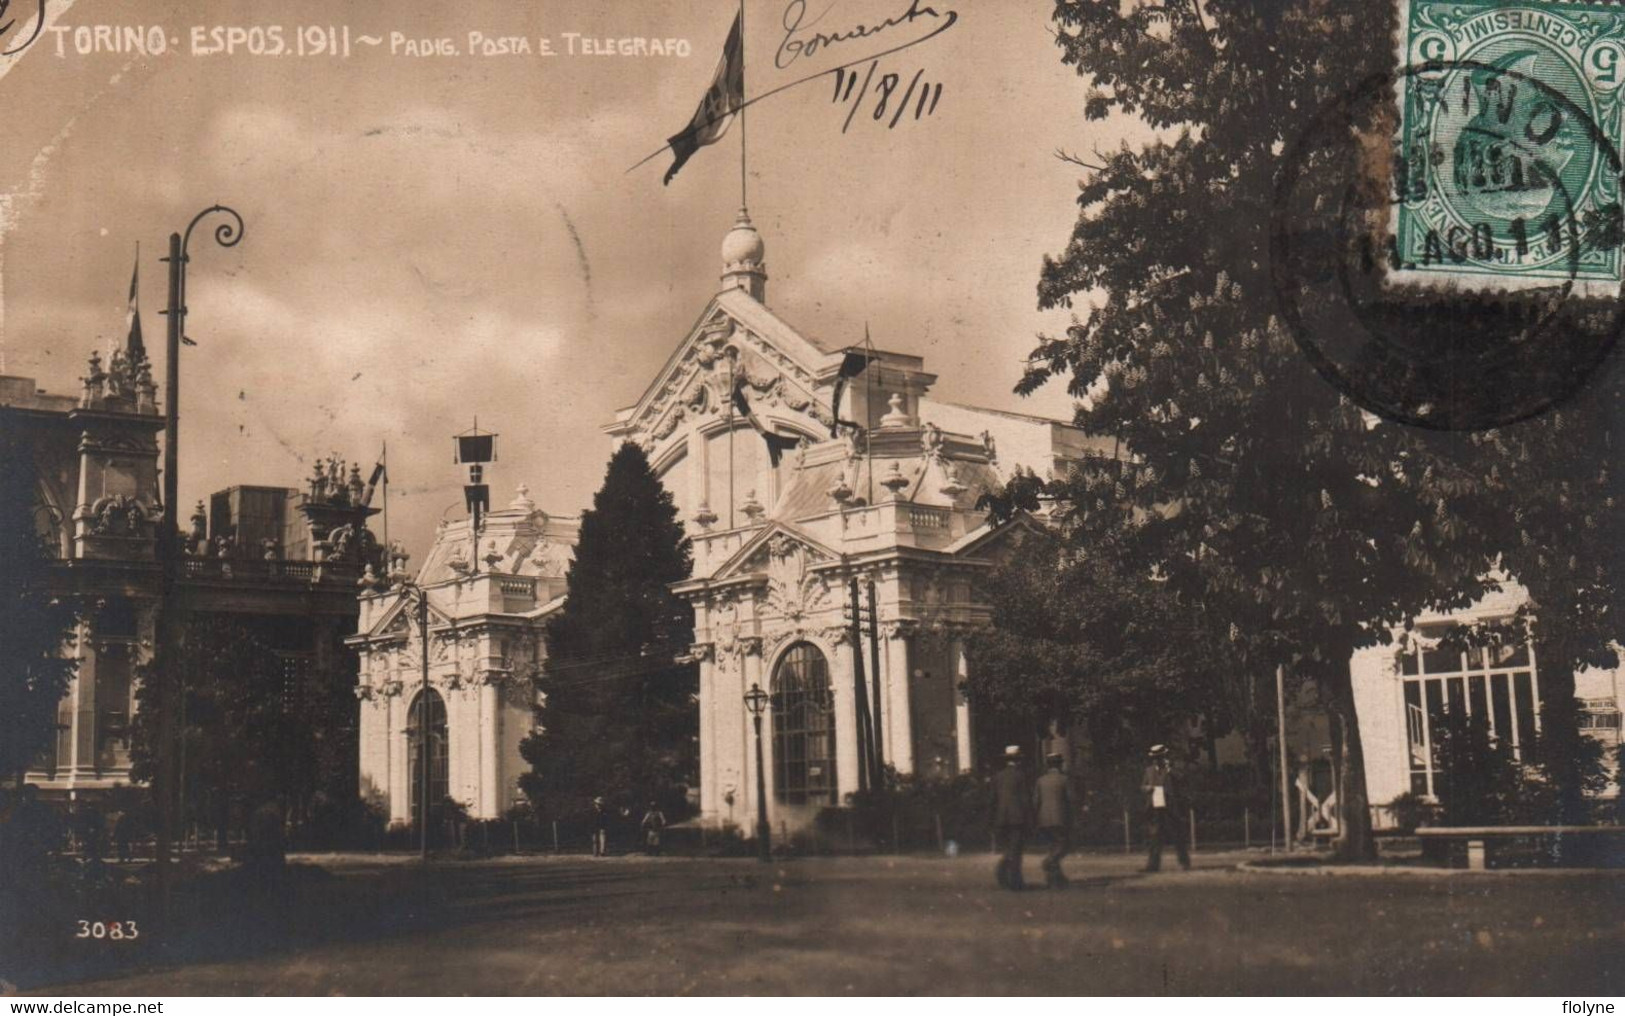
[3,304,381,807]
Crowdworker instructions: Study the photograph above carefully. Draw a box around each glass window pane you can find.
[1514,672,1537,750]
[771,642,837,806]
[1469,674,1489,724]
[1492,672,1514,746]
[1425,679,1446,769]
[1493,643,1530,668]
[1401,649,1420,676]
[1423,647,1461,674]
[1447,677,1466,716]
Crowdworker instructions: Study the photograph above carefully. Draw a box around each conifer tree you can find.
[518,443,696,822]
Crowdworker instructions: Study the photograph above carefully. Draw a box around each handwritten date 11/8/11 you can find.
[831,61,942,133]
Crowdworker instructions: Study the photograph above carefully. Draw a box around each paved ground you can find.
[15,849,1625,995]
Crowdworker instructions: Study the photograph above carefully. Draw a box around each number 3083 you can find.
[76,920,139,940]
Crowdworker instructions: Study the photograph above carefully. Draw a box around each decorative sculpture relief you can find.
[765,536,830,625]
[89,495,146,537]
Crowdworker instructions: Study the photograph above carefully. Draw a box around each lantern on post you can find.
[454,420,498,566]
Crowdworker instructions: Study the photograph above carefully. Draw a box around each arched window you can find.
[772,642,837,806]
[406,688,449,827]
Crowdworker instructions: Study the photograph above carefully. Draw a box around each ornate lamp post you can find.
[744,682,771,861]
[155,205,244,896]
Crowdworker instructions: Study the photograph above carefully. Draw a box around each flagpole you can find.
[865,323,875,506]
[381,440,390,559]
[739,0,747,211]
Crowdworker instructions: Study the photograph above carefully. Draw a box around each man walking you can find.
[1141,744,1190,872]
[1033,751,1074,888]
[989,745,1031,890]
[591,796,609,857]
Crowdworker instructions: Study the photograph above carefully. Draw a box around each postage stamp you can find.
[1395,0,1625,286]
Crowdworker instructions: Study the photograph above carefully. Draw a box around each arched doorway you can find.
[406,688,449,830]
[771,642,837,806]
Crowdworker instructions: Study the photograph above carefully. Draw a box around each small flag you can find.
[125,248,146,363]
[362,446,387,507]
[731,373,801,468]
[829,348,879,438]
[663,10,744,186]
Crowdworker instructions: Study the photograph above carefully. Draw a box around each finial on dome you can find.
[511,483,535,512]
[720,208,767,301]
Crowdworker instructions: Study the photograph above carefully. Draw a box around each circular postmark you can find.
[1272,49,1625,430]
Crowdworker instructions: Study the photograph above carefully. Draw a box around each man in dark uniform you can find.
[1033,751,1075,888]
[1141,744,1190,872]
[989,745,1031,890]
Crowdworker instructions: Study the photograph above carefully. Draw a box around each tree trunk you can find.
[1328,659,1377,861]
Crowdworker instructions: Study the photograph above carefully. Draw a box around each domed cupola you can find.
[720,207,767,301]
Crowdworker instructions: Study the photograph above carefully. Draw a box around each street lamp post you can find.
[389,574,434,862]
[155,205,244,898]
[744,683,771,862]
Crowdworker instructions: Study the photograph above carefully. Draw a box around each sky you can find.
[0,0,1130,561]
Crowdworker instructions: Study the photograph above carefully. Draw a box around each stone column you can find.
[697,649,717,823]
[388,689,411,827]
[741,639,768,828]
[884,623,915,774]
[832,631,862,800]
[953,638,974,773]
[480,679,500,819]
[74,624,98,780]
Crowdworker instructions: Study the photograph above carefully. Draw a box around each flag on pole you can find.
[362,445,387,507]
[829,347,880,437]
[663,10,744,186]
[125,248,146,363]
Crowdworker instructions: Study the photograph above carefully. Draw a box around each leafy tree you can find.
[1023,0,1529,857]
[964,534,1249,772]
[1425,708,1607,831]
[131,615,315,849]
[0,434,80,784]
[518,443,696,823]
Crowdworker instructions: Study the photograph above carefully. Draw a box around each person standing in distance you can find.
[989,745,1031,890]
[1033,751,1074,888]
[1141,744,1190,872]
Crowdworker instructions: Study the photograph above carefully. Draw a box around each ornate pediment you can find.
[765,535,832,625]
[626,299,833,448]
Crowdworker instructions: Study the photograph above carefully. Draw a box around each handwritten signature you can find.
[777,0,952,70]
[0,0,46,56]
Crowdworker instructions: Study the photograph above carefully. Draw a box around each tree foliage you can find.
[518,443,696,821]
[1023,0,1576,856]
[0,433,80,782]
[964,534,1249,769]
[130,615,316,842]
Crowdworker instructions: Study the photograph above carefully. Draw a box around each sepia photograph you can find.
[0,0,1622,1001]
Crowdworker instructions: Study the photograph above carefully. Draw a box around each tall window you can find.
[1399,629,1540,798]
[407,689,449,826]
[772,643,837,806]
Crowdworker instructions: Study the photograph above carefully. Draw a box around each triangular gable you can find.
[944,511,1052,560]
[365,590,456,639]
[610,291,840,440]
[707,520,841,583]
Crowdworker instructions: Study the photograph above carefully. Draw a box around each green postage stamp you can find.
[1396,0,1625,285]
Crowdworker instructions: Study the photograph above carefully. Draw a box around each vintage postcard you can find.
[1,0,1622,1004]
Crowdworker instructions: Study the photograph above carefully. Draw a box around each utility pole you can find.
[1277,663,1292,853]
[418,588,431,861]
[866,578,884,776]
[849,578,873,791]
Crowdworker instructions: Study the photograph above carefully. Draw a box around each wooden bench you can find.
[1415,825,1625,870]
